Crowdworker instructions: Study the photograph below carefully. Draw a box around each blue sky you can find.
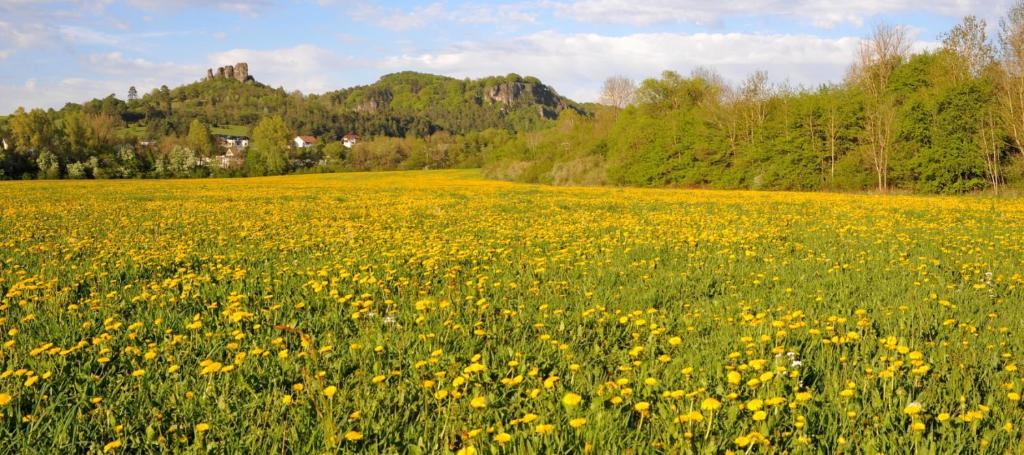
[0,0,1012,113]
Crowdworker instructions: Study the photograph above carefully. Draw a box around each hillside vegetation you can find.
[483,17,1024,194]
[122,71,580,141]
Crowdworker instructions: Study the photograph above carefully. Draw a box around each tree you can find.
[942,16,995,81]
[598,76,637,109]
[978,108,1004,194]
[128,86,138,103]
[36,150,61,179]
[247,116,290,176]
[9,108,60,155]
[159,85,172,115]
[115,145,140,178]
[167,145,198,178]
[323,141,348,163]
[999,1,1024,158]
[186,119,216,157]
[853,23,911,192]
[740,71,772,146]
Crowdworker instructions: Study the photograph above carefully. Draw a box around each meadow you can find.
[0,169,1022,453]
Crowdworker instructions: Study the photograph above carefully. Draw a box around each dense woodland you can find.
[5,5,1024,193]
[485,10,1024,194]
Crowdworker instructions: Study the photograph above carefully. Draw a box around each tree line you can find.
[484,7,1024,194]
[0,72,571,180]
[7,7,1024,193]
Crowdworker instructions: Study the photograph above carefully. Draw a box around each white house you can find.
[294,135,317,148]
[343,133,359,149]
[217,135,249,149]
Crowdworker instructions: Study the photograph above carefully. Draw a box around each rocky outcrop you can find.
[354,88,393,114]
[487,82,523,107]
[485,79,567,119]
[234,63,248,82]
[206,62,253,83]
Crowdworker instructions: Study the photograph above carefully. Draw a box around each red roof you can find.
[297,135,317,144]
[343,133,359,140]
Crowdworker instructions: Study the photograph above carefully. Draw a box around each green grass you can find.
[211,124,250,137]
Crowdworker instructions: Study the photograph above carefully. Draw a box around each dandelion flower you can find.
[562,392,582,408]
[103,440,122,453]
[535,424,555,434]
[701,398,722,411]
[903,402,923,416]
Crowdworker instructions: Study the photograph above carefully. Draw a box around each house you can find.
[342,133,359,149]
[1,138,9,151]
[217,135,250,149]
[294,135,317,148]
[216,148,245,169]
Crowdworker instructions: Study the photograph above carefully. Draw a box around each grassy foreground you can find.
[0,170,1022,453]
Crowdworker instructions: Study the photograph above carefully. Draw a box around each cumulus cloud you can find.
[209,45,357,93]
[544,0,1003,28]
[384,31,932,102]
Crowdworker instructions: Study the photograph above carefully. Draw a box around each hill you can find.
[108,67,584,141]
[319,71,582,136]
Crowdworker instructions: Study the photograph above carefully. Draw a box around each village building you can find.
[294,135,317,148]
[343,133,359,149]
[216,148,245,169]
[216,135,249,149]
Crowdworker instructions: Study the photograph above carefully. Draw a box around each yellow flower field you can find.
[0,169,1022,452]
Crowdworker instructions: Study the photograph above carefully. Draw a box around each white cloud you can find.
[58,25,123,46]
[0,78,125,113]
[209,44,356,93]
[323,0,537,31]
[87,52,201,78]
[545,0,1003,28]
[124,0,274,15]
[0,52,200,113]
[384,31,932,102]
[0,20,49,49]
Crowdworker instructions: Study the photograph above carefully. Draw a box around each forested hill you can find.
[320,72,583,135]
[99,70,585,141]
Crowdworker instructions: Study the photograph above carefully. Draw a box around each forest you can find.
[3,6,1024,194]
[484,13,1024,194]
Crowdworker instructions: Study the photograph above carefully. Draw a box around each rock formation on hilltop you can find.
[485,78,567,119]
[206,62,252,83]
